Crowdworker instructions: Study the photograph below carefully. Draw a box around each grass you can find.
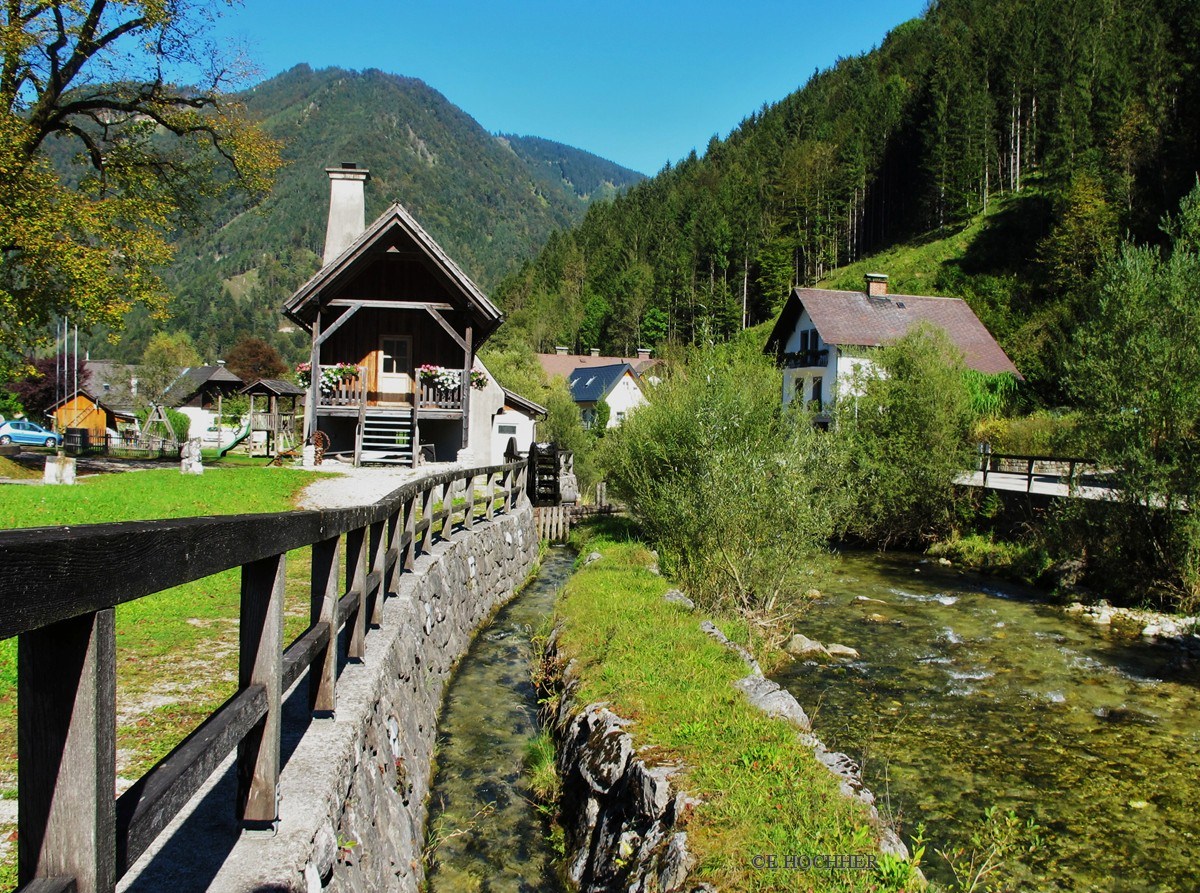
[0,457,38,481]
[553,518,913,892]
[0,464,333,884]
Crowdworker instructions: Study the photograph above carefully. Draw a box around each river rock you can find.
[803,587,822,599]
[865,613,888,624]
[785,633,830,659]
[826,643,860,659]
[585,551,603,565]
[855,596,887,605]
[733,675,811,730]
[663,589,695,610]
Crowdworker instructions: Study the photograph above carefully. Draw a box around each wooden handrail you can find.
[977,450,1097,491]
[1,460,529,893]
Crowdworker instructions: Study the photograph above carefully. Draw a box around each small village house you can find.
[536,348,654,428]
[283,164,512,466]
[47,390,135,441]
[765,273,1020,415]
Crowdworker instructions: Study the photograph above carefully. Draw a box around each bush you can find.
[834,324,976,547]
[974,411,1083,455]
[602,338,846,619]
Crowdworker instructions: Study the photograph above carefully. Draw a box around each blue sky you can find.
[214,1,926,176]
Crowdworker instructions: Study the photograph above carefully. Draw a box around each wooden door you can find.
[377,335,411,405]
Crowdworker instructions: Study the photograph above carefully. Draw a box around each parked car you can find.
[0,419,61,448]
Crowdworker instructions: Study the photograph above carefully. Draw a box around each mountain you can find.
[493,0,1200,402]
[106,65,644,363]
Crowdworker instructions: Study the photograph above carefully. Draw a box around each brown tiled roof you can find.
[536,353,659,381]
[767,288,1021,378]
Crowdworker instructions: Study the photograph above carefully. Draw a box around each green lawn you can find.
[555,519,916,892]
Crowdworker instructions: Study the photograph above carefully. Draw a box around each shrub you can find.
[602,338,846,619]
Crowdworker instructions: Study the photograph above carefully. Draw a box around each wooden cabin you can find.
[48,390,134,439]
[283,164,504,466]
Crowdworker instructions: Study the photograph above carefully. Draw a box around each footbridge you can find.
[0,462,537,893]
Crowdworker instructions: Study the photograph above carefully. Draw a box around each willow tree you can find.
[0,0,281,374]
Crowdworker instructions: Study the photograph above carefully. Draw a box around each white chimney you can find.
[589,348,600,357]
[323,163,371,265]
[865,273,889,298]
[555,346,569,355]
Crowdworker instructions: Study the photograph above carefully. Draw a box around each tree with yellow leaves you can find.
[0,0,281,375]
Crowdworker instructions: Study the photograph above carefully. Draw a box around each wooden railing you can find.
[978,450,1097,493]
[417,381,463,411]
[0,461,528,893]
[316,366,367,408]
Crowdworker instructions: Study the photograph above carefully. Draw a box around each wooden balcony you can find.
[417,382,463,414]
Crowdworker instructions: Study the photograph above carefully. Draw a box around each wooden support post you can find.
[19,609,116,893]
[403,496,417,571]
[305,312,321,443]
[368,519,386,627]
[237,554,285,827]
[1027,457,1035,493]
[386,507,401,594]
[345,527,367,660]
[461,325,473,449]
[309,537,340,715]
[421,484,436,554]
[485,471,494,521]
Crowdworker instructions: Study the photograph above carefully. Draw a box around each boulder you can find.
[784,634,830,659]
[826,643,860,659]
[663,589,695,610]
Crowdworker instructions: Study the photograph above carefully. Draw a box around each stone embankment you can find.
[539,626,707,893]
[539,583,909,893]
[1065,601,1200,644]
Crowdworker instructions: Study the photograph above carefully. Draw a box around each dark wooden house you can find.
[283,165,504,466]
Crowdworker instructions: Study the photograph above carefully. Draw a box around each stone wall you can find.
[118,504,537,893]
[540,630,707,893]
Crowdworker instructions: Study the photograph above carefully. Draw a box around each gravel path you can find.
[297,460,465,510]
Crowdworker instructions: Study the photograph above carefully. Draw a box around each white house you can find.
[567,362,646,428]
[765,273,1020,414]
[490,386,546,465]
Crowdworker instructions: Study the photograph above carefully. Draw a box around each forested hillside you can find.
[99,65,643,363]
[495,0,1200,400]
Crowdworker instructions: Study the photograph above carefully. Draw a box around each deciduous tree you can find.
[0,0,281,375]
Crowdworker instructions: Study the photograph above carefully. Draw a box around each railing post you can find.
[237,554,285,828]
[19,609,116,893]
[346,527,367,660]
[485,471,495,521]
[402,495,417,571]
[368,519,386,627]
[421,483,437,554]
[386,506,402,594]
[1027,457,1035,493]
[310,537,340,716]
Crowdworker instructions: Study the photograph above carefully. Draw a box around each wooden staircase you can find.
[356,408,417,466]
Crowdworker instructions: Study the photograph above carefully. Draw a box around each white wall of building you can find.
[603,372,646,427]
[490,408,537,465]
[462,368,505,465]
[780,307,837,411]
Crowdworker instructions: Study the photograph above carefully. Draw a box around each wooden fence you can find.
[0,461,528,893]
[534,504,571,543]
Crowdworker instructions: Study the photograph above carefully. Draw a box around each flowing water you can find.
[424,548,573,893]
[775,552,1200,892]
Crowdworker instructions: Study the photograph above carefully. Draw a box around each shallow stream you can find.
[423,547,573,893]
[775,552,1200,892]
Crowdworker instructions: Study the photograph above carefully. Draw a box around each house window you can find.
[498,423,517,435]
[811,377,824,412]
[381,337,408,375]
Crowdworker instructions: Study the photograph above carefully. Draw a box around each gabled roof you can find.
[537,352,659,381]
[502,387,547,419]
[47,390,106,413]
[241,379,307,397]
[167,365,244,401]
[283,202,503,339]
[568,363,637,404]
[766,287,1021,378]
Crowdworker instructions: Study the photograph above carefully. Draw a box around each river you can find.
[775,551,1200,892]
[423,547,573,893]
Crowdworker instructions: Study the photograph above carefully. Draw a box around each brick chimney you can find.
[636,348,652,360]
[865,273,889,298]
[323,163,371,265]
